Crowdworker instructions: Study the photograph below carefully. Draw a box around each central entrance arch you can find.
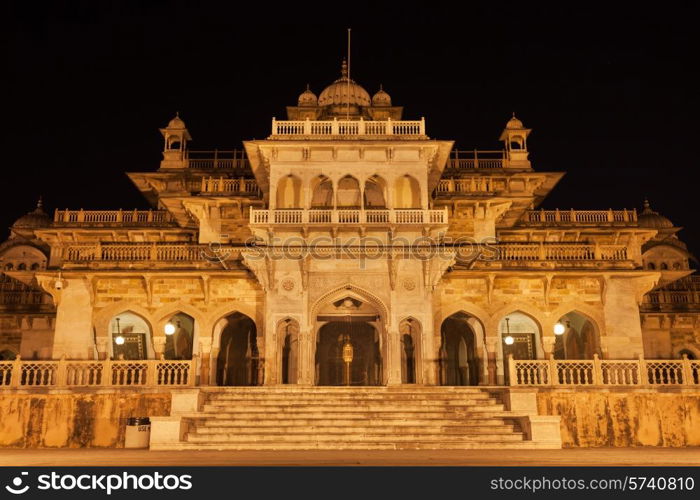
[439,312,481,386]
[313,292,386,386]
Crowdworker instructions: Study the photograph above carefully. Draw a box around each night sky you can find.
[3,3,698,253]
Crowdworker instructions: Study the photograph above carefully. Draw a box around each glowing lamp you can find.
[504,335,515,345]
[114,335,125,345]
[164,322,176,335]
[554,322,566,336]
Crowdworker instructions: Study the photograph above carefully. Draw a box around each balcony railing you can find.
[62,243,218,263]
[250,208,448,225]
[270,118,427,138]
[509,355,700,386]
[435,178,495,194]
[521,209,638,225]
[447,150,507,169]
[200,177,261,195]
[53,209,176,226]
[185,150,250,170]
[0,358,194,388]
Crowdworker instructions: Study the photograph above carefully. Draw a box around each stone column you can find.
[50,278,95,359]
[386,329,402,385]
[297,328,314,385]
[485,338,500,385]
[209,347,219,386]
[601,278,648,358]
[198,338,212,386]
[153,336,166,360]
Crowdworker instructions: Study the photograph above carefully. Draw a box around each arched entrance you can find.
[215,312,260,386]
[314,296,383,386]
[553,311,600,359]
[109,312,153,360]
[279,318,299,384]
[163,312,194,360]
[399,318,421,384]
[439,312,480,386]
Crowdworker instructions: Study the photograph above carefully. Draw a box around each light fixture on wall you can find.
[553,321,566,336]
[503,317,514,345]
[164,322,176,336]
[114,317,125,345]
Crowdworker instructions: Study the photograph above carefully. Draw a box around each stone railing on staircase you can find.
[508,355,700,386]
[0,357,195,388]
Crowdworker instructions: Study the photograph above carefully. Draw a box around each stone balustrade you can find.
[250,208,448,226]
[641,289,700,311]
[435,178,495,194]
[185,150,249,170]
[270,117,427,138]
[447,150,507,169]
[521,209,638,225]
[200,177,261,195]
[495,243,628,261]
[53,209,176,226]
[0,357,194,388]
[61,242,238,267]
[509,355,700,386]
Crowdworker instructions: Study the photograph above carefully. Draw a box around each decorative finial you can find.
[341,58,348,78]
[380,84,383,91]
[36,196,43,210]
[643,198,650,210]
[512,112,516,118]
[306,83,310,91]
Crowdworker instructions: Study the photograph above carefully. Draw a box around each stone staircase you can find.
[150,386,562,450]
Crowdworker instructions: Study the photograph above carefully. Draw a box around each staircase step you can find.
[193,424,517,435]
[185,432,525,443]
[196,417,514,427]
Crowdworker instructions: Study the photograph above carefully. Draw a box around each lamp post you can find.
[113,317,124,359]
[504,317,514,345]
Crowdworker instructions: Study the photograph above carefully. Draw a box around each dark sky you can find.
[3,2,698,251]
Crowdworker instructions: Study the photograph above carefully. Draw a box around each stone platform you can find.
[150,386,562,450]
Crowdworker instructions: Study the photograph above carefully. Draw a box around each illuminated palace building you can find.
[1,61,699,450]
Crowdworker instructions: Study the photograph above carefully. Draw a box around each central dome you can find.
[318,59,371,108]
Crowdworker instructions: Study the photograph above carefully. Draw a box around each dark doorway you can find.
[439,313,480,385]
[315,320,382,386]
[216,312,259,386]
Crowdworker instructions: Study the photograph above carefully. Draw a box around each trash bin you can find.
[124,417,151,449]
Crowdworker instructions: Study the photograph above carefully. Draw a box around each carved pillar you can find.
[45,278,96,359]
[198,338,212,386]
[153,336,166,360]
[209,347,220,386]
[297,328,314,385]
[485,337,502,385]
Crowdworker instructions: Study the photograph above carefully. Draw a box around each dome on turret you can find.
[506,113,524,129]
[318,59,371,107]
[372,85,391,106]
[298,85,318,107]
[12,198,51,229]
[638,199,674,229]
[167,113,186,129]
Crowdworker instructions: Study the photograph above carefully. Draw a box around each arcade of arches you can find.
[102,305,604,386]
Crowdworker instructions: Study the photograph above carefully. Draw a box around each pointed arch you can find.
[336,175,361,207]
[310,175,334,208]
[364,174,387,208]
[553,309,602,360]
[277,317,300,384]
[399,316,422,384]
[276,174,304,208]
[394,174,421,208]
[107,310,154,360]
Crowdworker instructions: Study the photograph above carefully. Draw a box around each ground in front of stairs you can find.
[2,448,699,467]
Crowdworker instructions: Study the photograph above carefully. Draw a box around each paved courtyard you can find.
[1,448,699,467]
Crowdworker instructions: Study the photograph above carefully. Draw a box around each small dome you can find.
[167,113,186,129]
[506,113,524,129]
[298,85,318,107]
[638,199,674,229]
[372,85,391,106]
[318,59,371,107]
[13,198,51,229]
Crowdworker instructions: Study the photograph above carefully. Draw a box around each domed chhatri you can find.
[372,84,391,107]
[637,199,674,229]
[298,84,318,107]
[13,198,51,229]
[166,112,186,129]
[317,59,371,107]
[505,113,524,129]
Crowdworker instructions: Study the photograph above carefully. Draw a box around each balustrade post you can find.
[538,242,546,260]
[570,208,575,222]
[148,209,153,223]
[473,149,478,169]
[150,242,158,261]
[201,177,207,192]
[56,355,67,386]
[592,353,602,385]
[78,209,85,223]
[632,208,638,222]
[239,177,245,193]
[117,209,123,223]
[638,354,648,385]
[681,354,693,386]
[95,241,102,260]
[607,208,614,222]
[332,117,338,135]
[103,358,112,386]
[10,355,22,387]
[548,354,558,386]
[358,117,365,135]
[594,242,602,260]
[507,354,516,386]
[386,117,393,135]
[272,117,277,135]
[149,360,160,386]
[420,117,425,135]
[554,208,560,222]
